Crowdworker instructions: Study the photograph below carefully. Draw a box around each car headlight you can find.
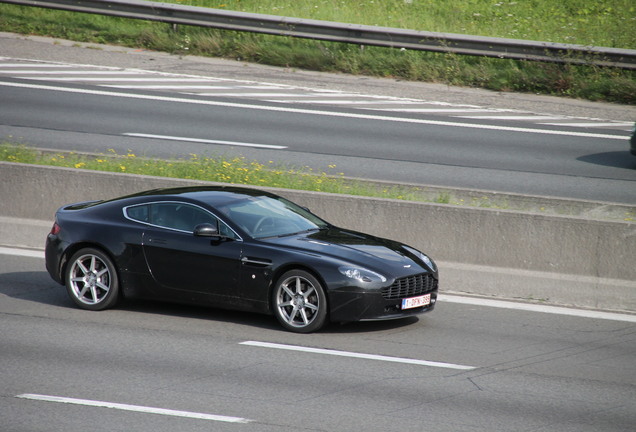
[404,246,437,272]
[339,266,387,283]
[419,253,437,272]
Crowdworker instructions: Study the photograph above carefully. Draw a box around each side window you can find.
[126,202,239,239]
[149,203,217,232]
[126,204,149,223]
[218,220,237,239]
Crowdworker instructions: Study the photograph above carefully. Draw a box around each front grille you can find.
[382,273,437,300]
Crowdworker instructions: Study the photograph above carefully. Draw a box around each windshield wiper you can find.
[256,226,329,240]
[279,228,320,238]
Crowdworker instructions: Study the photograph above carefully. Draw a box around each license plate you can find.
[401,294,431,310]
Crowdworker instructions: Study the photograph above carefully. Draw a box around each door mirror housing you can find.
[193,223,221,237]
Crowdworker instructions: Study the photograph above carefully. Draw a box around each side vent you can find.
[240,257,272,268]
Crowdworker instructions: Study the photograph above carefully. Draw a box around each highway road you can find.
[1,34,635,204]
[1,34,636,432]
[1,249,635,432]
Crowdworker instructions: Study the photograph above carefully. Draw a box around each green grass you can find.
[178,0,635,48]
[3,143,635,221]
[0,143,428,201]
[0,0,634,103]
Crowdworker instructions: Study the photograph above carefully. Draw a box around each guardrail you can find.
[2,0,635,69]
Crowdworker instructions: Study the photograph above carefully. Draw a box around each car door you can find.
[128,202,243,301]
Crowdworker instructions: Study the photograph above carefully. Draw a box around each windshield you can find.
[217,195,329,239]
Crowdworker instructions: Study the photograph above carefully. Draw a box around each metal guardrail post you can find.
[1,0,635,69]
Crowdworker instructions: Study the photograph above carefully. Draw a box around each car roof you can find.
[62,186,280,212]
[123,185,279,206]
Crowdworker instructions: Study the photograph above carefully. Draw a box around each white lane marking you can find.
[455,115,567,121]
[19,77,219,82]
[103,85,240,89]
[1,58,631,129]
[373,108,501,113]
[439,294,636,323]
[0,81,627,140]
[0,70,144,75]
[540,122,634,128]
[0,246,44,259]
[194,92,316,97]
[264,99,423,104]
[240,341,476,370]
[264,93,364,98]
[16,394,251,423]
[123,133,287,150]
[0,57,267,83]
[0,64,79,68]
[104,85,289,90]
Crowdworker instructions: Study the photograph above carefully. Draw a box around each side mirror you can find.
[193,223,220,237]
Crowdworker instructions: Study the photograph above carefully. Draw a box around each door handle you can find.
[147,238,167,245]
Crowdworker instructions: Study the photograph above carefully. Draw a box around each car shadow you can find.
[323,316,421,334]
[0,271,422,334]
[577,151,636,169]
[117,298,283,331]
[0,271,71,308]
[117,299,422,334]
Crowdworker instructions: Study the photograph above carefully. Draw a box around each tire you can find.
[272,270,328,333]
[65,248,119,311]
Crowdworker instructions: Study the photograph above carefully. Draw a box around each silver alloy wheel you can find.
[68,253,112,305]
[276,274,320,329]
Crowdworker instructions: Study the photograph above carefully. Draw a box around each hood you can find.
[264,228,434,275]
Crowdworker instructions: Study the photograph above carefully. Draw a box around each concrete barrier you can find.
[2,162,635,312]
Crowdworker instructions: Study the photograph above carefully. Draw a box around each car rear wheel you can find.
[272,270,327,333]
[66,248,119,311]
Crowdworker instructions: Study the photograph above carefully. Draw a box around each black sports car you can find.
[45,186,438,333]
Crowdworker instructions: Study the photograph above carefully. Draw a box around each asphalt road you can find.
[1,33,635,204]
[2,250,635,432]
[1,78,635,204]
[2,32,635,432]
[1,32,635,432]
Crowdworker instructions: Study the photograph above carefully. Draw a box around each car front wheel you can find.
[273,270,328,333]
[65,248,119,311]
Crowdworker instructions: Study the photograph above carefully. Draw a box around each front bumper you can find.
[328,285,438,323]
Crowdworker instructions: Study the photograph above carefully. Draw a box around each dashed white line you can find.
[455,115,567,121]
[195,92,315,97]
[540,122,634,128]
[123,133,287,149]
[240,341,476,370]
[104,84,282,89]
[374,108,502,113]
[20,77,219,82]
[0,63,79,68]
[16,394,251,423]
[264,93,363,98]
[104,85,241,89]
[0,70,144,75]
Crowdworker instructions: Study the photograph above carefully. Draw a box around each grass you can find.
[177,0,635,48]
[0,143,429,201]
[3,143,635,221]
[0,0,634,103]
